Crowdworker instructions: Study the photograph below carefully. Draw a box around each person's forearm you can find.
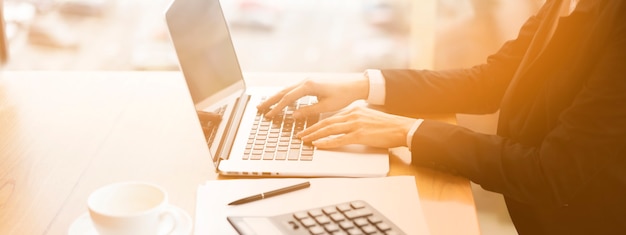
[380,5,550,115]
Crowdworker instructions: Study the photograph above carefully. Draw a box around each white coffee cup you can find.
[87,182,180,235]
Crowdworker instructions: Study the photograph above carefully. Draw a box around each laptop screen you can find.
[166,0,247,164]
[166,0,245,106]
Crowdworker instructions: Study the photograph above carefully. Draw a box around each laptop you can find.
[165,0,389,177]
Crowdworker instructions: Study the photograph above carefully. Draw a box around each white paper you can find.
[194,176,430,235]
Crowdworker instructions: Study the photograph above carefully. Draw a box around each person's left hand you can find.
[296,106,418,149]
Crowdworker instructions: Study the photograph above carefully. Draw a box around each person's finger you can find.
[197,111,222,123]
[264,84,312,118]
[296,112,349,138]
[299,120,354,143]
[292,102,327,119]
[256,83,299,111]
[312,133,355,149]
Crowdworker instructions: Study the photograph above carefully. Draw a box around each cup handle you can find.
[158,206,181,235]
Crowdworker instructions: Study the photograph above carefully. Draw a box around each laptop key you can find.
[243,99,318,161]
[250,154,262,160]
[263,153,274,160]
[288,151,300,160]
[275,152,287,160]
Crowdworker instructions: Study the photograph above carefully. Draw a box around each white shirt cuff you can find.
[365,69,386,105]
[407,119,424,151]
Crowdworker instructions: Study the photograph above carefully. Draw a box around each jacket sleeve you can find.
[408,4,626,207]
[380,4,550,115]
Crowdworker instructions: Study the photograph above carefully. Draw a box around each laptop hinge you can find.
[216,93,250,162]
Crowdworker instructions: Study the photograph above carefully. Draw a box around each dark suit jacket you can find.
[380,0,626,234]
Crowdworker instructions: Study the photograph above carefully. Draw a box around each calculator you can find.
[227,200,406,235]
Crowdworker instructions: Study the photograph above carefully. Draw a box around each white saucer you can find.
[68,205,192,235]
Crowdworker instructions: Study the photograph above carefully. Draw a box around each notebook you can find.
[165,0,389,177]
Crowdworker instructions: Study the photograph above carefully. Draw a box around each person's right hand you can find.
[257,76,370,119]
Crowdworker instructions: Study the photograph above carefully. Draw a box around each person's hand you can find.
[257,77,370,119]
[197,111,222,136]
[296,106,418,149]
[197,111,222,126]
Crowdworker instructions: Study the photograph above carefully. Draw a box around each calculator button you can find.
[325,223,341,233]
[308,209,324,217]
[351,201,366,209]
[339,221,355,230]
[354,218,369,227]
[294,212,309,220]
[330,213,346,222]
[344,208,374,220]
[315,215,332,225]
[323,206,339,215]
[277,200,406,235]
[337,204,352,212]
[308,225,326,235]
[368,216,383,224]
[300,218,317,227]
[376,222,391,231]
[360,224,378,234]
[346,227,364,235]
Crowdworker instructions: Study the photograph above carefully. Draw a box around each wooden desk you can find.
[0,71,479,235]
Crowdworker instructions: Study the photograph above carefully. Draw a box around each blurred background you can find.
[1,0,543,234]
[2,0,541,72]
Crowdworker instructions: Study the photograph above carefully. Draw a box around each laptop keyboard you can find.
[244,96,318,161]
